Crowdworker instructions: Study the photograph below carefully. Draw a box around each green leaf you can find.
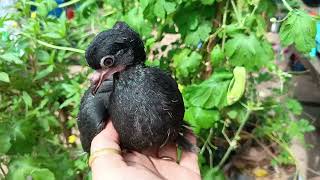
[35,65,54,80]
[225,34,274,71]
[203,167,225,180]
[185,22,211,46]
[174,8,199,33]
[0,133,11,154]
[173,49,202,81]
[145,59,160,67]
[201,0,215,5]
[144,0,176,19]
[280,10,316,53]
[185,107,220,129]
[210,45,224,66]
[154,0,166,19]
[31,168,55,180]
[227,110,238,119]
[286,98,303,115]
[0,53,23,64]
[22,91,32,107]
[0,72,10,83]
[163,1,176,14]
[287,119,315,142]
[125,7,153,37]
[183,71,232,109]
[36,50,51,62]
[7,158,55,180]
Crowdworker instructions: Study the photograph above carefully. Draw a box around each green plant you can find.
[0,0,316,179]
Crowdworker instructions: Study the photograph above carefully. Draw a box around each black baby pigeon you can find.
[78,21,197,153]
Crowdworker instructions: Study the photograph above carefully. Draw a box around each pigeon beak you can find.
[90,65,126,95]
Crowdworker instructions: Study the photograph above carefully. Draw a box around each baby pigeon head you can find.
[85,21,146,94]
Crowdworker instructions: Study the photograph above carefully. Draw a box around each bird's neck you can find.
[113,64,144,81]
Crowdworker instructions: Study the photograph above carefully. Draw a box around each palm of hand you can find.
[90,121,200,180]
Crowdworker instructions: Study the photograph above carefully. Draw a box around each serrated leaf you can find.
[143,0,176,19]
[185,107,220,129]
[185,22,211,46]
[154,0,166,19]
[22,91,32,107]
[225,34,274,71]
[125,7,152,37]
[7,157,55,180]
[163,1,176,14]
[286,98,302,115]
[183,71,232,109]
[280,10,316,53]
[174,8,199,33]
[0,72,10,83]
[173,49,202,81]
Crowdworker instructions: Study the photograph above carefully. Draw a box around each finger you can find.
[149,157,201,180]
[179,132,200,174]
[158,143,178,162]
[123,152,160,176]
[90,121,126,177]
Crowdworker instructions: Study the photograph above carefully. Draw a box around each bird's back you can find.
[110,65,184,150]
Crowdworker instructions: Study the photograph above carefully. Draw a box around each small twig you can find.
[36,39,85,54]
[206,28,223,53]
[20,33,85,54]
[217,109,252,169]
[200,128,215,154]
[281,0,293,11]
[58,0,80,8]
[307,167,320,176]
[230,0,242,25]
[206,145,213,168]
[221,0,230,51]
[222,122,231,144]
[242,131,278,160]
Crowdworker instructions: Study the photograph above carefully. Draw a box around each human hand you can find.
[90,121,201,180]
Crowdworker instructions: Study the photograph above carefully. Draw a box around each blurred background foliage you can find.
[0,0,316,179]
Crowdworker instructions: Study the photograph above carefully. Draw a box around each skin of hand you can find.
[90,120,201,180]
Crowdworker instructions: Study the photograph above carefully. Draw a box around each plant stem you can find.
[21,33,85,54]
[217,109,251,169]
[58,0,80,8]
[221,0,230,51]
[200,127,214,154]
[36,39,85,54]
[230,0,242,25]
[281,0,293,11]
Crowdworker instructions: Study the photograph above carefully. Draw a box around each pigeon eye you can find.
[100,56,114,68]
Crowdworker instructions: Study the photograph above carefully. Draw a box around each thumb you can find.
[90,120,126,174]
